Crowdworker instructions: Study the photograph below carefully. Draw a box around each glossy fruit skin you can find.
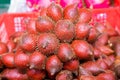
[0,42,8,54]
[57,43,76,62]
[56,70,73,80]
[78,75,96,80]
[71,40,93,59]
[7,40,16,52]
[36,16,55,33]
[14,52,29,68]
[64,59,79,71]
[46,55,63,76]
[47,2,63,22]
[2,53,15,68]
[64,3,79,23]
[29,51,47,70]
[1,68,28,80]
[37,33,59,56]
[87,27,99,42]
[82,61,104,75]
[75,23,90,39]
[96,70,116,80]
[95,33,109,45]
[78,8,92,23]
[19,33,37,52]
[27,69,46,80]
[54,20,75,43]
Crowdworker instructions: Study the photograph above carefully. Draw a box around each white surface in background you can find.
[8,0,31,13]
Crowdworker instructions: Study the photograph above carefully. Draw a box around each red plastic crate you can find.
[0,7,120,43]
[0,13,38,43]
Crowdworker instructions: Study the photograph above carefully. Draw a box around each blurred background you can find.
[0,0,10,14]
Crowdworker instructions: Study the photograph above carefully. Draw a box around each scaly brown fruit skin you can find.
[71,40,93,60]
[75,23,91,39]
[14,51,29,68]
[64,59,79,71]
[2,53,15,68]
[114,56,120,78]
[37,33,59,56]
[78,8,92,23]
[7,39,16,52]
[96,45,114,56]
[78,75,96,80]
[96,70,116,80]
[19,33,37,52]
[79,66,92,76]
[54,20,75,43]
[57,43,76,62]
[46,55,63,76]
[81,61,104,76]
[87,27,99,43]
[29,51,47,70]
[36,16,55,33]
[56,70,73,80]
[27,69,46,80]
[1,68,28,80]
[47,2,63,22]
[0,42,8,54]
[64,3,79,23]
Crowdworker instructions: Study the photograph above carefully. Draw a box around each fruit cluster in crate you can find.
[0,3,120,80]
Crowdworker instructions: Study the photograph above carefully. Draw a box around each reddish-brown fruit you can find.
[37,33,59,56]
[96,58,109,70]
[19,33,37,52]
[46,55,63,76]
[82,61,104,75]
[64,59,79,71]
[78,75,96,80]
[95,23,106,33]
[2,53,14,68]
[79,66,92,76]
[36,16,55,33]
[14,52,29,68]
[114,42,120,56]
[27,69,46,80]
[7,40,16,52]
[25,18,37,34]
[54,20,75,42]
[105,22,117,36]
[75,23,91,39]
[39,7,47,16]
[114,56,120,78]
[29,51,46,70]
[96,70,116,80]
[56,70,73,80]
[114,65,120,78]
[47,2,63,22]
[71,40,93,59]
[96,45,114,56]
[95,33,109,45]
[57,43,76,62]
[108,55,115,64]
[87,27,99,42]
[78,8,92,23]
[0,58,3,68]
[1,68,28,80]
[108,36,120,47]
[0,42,8,54]
[102,55,114,68]
[93,47,102,58]
[64,3,79,23]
